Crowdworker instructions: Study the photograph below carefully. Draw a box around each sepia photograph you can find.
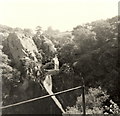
[0,0,119,115]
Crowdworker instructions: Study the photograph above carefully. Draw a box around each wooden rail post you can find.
[81,74,86,116]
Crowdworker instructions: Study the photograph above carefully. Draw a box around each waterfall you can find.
[43,74,65,113]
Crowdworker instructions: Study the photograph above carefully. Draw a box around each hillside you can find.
[1,16,120,115]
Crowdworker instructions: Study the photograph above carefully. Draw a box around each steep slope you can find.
[2,32,64,114]
[3,32,38,68]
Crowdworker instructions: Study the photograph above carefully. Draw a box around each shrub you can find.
[66,87,109,114]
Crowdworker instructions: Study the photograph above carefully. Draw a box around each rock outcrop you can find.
[4,32,39,68]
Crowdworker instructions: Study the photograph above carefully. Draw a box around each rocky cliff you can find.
[2,32,63,114]
[3,33,39,68]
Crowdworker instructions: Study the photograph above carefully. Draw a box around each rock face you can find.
[5,33,39,68]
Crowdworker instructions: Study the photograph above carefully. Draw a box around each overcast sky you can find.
[0,0,118,31]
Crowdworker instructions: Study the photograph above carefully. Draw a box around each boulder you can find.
[5,32,39,68]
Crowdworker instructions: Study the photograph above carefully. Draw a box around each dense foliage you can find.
[57,16,119,114]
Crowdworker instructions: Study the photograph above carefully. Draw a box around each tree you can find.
[23,28,34,36]
[72,25,96,53]
[14,27,23,33]
[88,19,117,47]
[58,43,75,65]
